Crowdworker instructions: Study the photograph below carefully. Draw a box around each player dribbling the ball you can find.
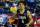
[12,1,33,27]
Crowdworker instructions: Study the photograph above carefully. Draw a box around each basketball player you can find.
[12,1,33,27]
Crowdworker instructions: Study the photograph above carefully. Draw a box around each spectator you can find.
[27,0,35,8]
[20,0,25,1]
[6,0,9,2]
[10,4,17,15]
[35,9,40,16]
[13,2,17,10]
[29,7,34,13]
[16,0,20,3]
[5,1,9,8]
[35,6,40,16]
[38,3,40,6]
[29,7,36,16]
[25,4,30,10]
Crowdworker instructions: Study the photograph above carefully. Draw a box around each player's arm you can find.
[27,10,33,25]
[12,10,17,18]
[25,10,33,26]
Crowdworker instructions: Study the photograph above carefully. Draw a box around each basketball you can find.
[6,16,14,24]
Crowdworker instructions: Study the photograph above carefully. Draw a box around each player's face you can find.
[18,3,25,10]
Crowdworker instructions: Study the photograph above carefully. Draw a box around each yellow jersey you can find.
[10,7,17,13]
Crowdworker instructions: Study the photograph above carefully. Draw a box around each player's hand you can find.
[25,24,30,27]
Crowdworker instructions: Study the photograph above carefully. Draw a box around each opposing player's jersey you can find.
[17,9,28,24]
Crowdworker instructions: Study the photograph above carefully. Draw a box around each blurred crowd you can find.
[0,0,40,16]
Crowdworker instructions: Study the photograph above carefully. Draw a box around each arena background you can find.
[0,0,40,27]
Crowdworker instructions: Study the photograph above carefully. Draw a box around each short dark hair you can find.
[17,1,26,6]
